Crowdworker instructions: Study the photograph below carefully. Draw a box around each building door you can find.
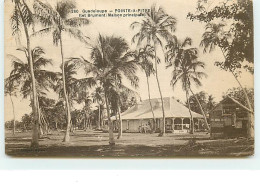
[223,116,232,137]
[242,120,247,136]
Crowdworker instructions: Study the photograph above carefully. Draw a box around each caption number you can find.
[71,9,79,13]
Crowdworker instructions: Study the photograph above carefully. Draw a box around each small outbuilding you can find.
[209,96,252,138]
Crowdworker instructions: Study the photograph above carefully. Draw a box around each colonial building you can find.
[107,97,204,133]
[209,96,252,138]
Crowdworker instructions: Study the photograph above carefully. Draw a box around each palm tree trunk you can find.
[100,109,103,128]
[41,112,49,134]
[97,104,101,129]
[9,94,16,136]
[220,48,254,138]
[146,75,156,131]
[60,33,72,142]
[17,2,39,148]
[39,124,44,136]
[36,96,43,137]
[189,88,210,131]
[24,122,27,132]
[153,47,166,136]
[117,100,123,139]
[186,89,194,134]
[231,71,254,138]
[84,113,87,131]
[104,91,115,145]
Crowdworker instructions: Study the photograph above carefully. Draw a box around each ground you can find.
[5,130,254,158]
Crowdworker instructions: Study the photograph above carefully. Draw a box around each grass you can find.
[5,130,254,158]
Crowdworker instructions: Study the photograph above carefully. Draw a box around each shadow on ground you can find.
[5,130,254,158]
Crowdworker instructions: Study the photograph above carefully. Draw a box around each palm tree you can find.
[167,38,207,134]
[92,87,104,130]
[166,37,210,131]
[108,81,138,139]
[135,45,156,130]
[51,100,66,130]
[103,37,138,139]
[6,47,57,136]
[201,22,254,137]
[54,59,95,131]
[7,47,56,134]
[10,0,40,147]
[130,4,177,136]
[78,35,139,144]
[33,0,90,142]
[76,90,94,131]
[207,95,216,112]
[4,78,18,136]
[54,60,80,105]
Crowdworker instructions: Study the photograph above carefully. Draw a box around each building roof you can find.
[209,96,253,114]
[111,97,203,120]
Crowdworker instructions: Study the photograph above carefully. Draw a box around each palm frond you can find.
[10,6,21,36]
[20,1,34,26]
[64,27,89,44]
[31,27,54,38]
[33,0,57,25]
[52,29,61,46]
[56,0,76,19]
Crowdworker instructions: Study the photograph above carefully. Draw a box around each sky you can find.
[4,0,254,121]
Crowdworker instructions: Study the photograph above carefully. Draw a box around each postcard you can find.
[4,0,254,157]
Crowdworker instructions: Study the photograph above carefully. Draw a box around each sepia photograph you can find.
[4,0,254,158]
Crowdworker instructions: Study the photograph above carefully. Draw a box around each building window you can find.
[236,111,247,118]
[183,118,190,130]
[213,110,222,117]
[174,118,182,130]
[223,108,232,115]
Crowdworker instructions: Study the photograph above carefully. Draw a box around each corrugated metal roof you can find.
[111,97,203,120]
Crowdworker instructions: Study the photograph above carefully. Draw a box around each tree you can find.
[10,0,40,148]
[135,45,156,130]
[207,95,216,112]
[223,87,254,111]
[78,35,139,144]
[166,38,208,133]
[109,83,138,139]
[188,91,208,114]
[21,113,33,131]
[54,59,95,132]
[54,60,80,107]
[187,91,216,114]
[188,0,253,64]
[131,4,177,136]
[37,96,57,133]
[104,38,138,139]
[6,47,56,136]
[4,78,18,135]
[51,100,66,130]
[5,120,14,130]
[33,0,90,142]
[77,91,94,131]
[188,0,254,138]
[119,93,137,113]
[200,22,254,137]
[92,87,104,130]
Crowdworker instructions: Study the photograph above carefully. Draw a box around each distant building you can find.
[105,97,205,133]
[209,96,252,138]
